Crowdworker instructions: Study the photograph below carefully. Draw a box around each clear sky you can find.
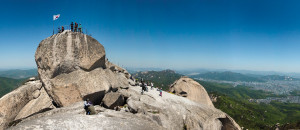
[0,0,300,73]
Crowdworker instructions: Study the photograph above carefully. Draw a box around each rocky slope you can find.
[9,85,240,130]
[0,31,240,130]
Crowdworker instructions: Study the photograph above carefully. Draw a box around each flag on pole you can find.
[53,14,60,20]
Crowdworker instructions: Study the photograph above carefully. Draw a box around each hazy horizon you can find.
[1,0,300,73]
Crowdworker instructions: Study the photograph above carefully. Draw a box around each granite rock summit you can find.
[0,31,240,130]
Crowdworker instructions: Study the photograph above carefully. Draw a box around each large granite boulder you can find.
[35,31,106,78]
[169,77,214,107]
[35,31,129,107]
[102,92,125,109]
[0,80,54,130]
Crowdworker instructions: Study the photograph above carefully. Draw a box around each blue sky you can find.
[0,0,300,72]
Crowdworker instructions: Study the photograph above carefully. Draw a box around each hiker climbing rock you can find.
[84,99,96,115]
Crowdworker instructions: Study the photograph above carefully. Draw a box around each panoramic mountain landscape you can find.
[2,67,300,129]
[1,0,300,130]
[0,31,242,130]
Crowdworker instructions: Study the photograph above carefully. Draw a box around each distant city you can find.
[193,75,300,104]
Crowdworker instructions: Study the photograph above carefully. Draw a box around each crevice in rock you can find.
[179,91,188,97]
[8,108,53,127]
[82,90,106,105]
[8,119,22,127]
[52,101,60,108]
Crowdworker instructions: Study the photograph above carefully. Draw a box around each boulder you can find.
[35,31,106,79]
[0,80,54,130]
[48,68,129,107]
[102,92,125,109]
[14,87,55,120]
[34,31,129,107]
[169,77,214,107]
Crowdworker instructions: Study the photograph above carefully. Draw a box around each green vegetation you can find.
[191,71,265,82]
[132,69,182,90]
[0,76,27,98]
[199,80,300,129]
[198,81,279,99]
[290,90,300,96]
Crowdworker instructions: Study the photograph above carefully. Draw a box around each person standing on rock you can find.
[78,24,82,33]
[70,22,74,32]
[74,22,78,32]
[159,88,163,97]
[61,26,64,32]
[141,82,146,94]
[151,82,154,90]
[145,82,148,92]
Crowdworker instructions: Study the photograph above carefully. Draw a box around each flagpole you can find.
[53,19,54,35]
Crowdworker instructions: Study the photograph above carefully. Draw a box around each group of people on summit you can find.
[139,78,162,96]
[70,22,82,32]
[57,22,82,33]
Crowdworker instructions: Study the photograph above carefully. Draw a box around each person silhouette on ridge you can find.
[70,22,74,32]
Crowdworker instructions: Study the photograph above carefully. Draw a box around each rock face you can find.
[102,92,125,109]
[35,31,106,78]
[169,77,214,107]
[0,80,54,130]
[35,31,129,107]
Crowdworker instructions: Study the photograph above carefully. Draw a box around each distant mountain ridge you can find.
[191,71,265,82]
[0,69,37,79]
[190,71,300,82]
